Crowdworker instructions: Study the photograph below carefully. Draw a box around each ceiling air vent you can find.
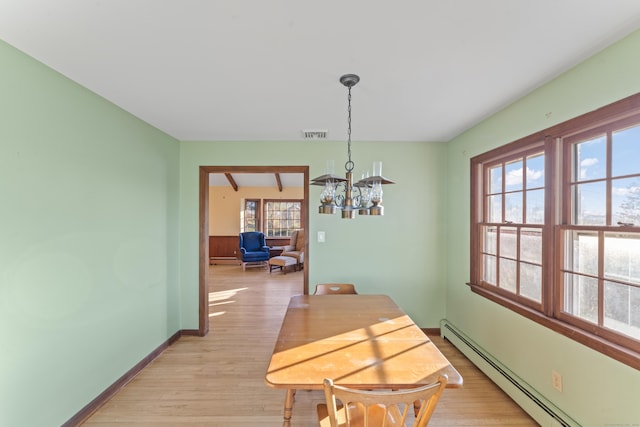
[303,129,328,140]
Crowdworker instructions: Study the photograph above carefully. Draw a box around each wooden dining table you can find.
[265,294,463,426]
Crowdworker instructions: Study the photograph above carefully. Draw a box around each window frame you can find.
[469,92,640,370]
[262,199,303,238]
[476,144,549,312]
[242,199,261,233]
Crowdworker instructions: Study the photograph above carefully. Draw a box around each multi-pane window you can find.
[559,120,640,348]
[470,94,640,369]
[263,200,302,237]
[480,149,545,308]
[242,199,260,232]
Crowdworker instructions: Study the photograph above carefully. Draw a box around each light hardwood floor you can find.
[82,265,538,426]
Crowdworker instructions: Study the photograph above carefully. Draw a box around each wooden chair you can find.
[313,283,358,295]
[317,376,447,427]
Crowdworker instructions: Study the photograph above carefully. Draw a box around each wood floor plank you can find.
[82,265,538,426]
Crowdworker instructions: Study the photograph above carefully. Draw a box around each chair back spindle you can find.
[313,284,358,295]
[317,375,447,427]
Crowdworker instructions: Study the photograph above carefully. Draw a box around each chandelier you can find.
[311,74,394,219]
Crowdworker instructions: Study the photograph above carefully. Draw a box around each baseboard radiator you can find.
[440,320,580,427]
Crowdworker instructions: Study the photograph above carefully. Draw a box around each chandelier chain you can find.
[346,85,354,172]
[311,73,393,218]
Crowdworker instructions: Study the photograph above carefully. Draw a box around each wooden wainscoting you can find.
[209,235,240,264]
[209,235,292,265]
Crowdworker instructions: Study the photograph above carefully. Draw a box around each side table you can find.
[269,246,284,258]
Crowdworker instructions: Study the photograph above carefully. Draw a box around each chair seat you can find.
[281,249,303,263]
[242,251,270,262]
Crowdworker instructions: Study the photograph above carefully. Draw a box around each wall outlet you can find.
[551,370,563,392]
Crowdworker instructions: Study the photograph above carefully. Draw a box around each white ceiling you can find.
[2,1,640,143]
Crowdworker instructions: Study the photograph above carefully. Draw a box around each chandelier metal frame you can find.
[311,74,394,219]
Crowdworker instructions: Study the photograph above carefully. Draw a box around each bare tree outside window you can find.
[616,180,640,225]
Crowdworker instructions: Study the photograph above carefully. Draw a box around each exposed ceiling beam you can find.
[209,171,304,189]
[225,173,238,191]
[275,173,283,192]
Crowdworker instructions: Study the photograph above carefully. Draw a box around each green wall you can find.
[444,30,640,425]
[0,41,181,425]
[178,140,448,327]
[3,24,640,426]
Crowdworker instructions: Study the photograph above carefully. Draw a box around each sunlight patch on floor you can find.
[210,299,236,307]
[208,287,249,317]
[208,287,248,303]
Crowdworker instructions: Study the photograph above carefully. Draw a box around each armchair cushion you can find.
[283,229,304,252]
[282,229,304,264]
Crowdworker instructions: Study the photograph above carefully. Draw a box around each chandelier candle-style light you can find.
[311,74,394,219]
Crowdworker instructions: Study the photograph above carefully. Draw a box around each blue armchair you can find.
[239,232,270,270]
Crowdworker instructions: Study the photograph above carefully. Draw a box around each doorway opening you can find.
[198,165,309,335]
